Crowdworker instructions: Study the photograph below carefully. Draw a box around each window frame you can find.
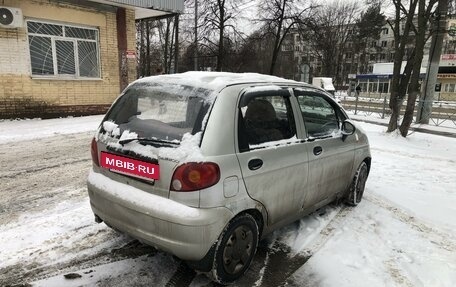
[293,89,347,139]
[26,19,101,80]
[237,88,299,152]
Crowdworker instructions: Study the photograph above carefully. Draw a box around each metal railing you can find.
[340,94,456,129]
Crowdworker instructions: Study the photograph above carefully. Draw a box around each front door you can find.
[235,88,309,226]
[294,89,355,208]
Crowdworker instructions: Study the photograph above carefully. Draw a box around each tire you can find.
[345,161,369,206]
[210,214,259,284]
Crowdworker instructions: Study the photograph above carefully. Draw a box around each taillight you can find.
[91,137,100,167]
[171,162,220,192]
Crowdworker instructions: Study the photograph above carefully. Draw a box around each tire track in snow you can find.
[254,241,311,287]
[384,259,414,287]
[365,194,456,252]
[370,147,455,164]
[0,132,92,223]
[0,158,90,179]
[164,261,196,287]
[254,205,354,287]
[1,239,158,286]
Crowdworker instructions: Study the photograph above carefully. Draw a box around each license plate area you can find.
[100,152,160,181]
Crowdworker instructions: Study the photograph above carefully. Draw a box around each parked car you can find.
[87,72,371,284]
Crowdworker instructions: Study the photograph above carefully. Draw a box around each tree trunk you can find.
[387,0,419,133]
[216,0,225,71]
[387,94,400,132]
[269,0,286,75]
[399,0,428,136]
[163,19,171,73]
[399,91,418,136]
[146,20,151,76]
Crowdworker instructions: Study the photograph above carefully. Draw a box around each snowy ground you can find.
[0,116,455,286]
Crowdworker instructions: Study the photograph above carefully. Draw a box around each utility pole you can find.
[416,0,448,124]
[194,0,198,71]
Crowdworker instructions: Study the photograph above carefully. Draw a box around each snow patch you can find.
[158,132,204,161]
[134,71,297,92]
[102,121,118,133]
[244,85,283,93]
[249,135,299,149]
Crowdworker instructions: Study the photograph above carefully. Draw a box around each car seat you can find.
[244,99,283,145]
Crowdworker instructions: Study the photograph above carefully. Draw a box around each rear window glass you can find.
[103,82,213,143]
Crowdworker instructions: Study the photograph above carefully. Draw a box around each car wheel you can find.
[345,161,368,206]
[211,214,259,284]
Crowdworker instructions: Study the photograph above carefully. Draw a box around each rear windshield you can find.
[103,82,213,143]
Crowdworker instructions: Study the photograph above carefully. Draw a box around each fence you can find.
[340,94,456,129]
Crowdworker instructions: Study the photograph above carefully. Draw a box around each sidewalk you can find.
[348,112,456,138]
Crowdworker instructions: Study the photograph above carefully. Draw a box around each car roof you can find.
[132,71,313,92]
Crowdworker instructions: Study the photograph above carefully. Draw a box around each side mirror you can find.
[341,120,356,141]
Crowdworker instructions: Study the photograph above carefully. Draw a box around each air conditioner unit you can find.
[0,7,23,28]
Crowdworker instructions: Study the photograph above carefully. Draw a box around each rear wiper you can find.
[118,137,180,146]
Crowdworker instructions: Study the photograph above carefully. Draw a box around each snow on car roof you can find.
[133,71,301,91]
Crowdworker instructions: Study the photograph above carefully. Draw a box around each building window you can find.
[27,20,100,78]
[381,41,387,47]
[382,28,389,35]
[445,83,455,93]
[380,53,386,60]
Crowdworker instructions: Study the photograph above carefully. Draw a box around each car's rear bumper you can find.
[87,170,233,261]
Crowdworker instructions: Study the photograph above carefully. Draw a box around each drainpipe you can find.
[117,7,129,91]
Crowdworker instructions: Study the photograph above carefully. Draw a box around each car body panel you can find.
[87,72,371,266]
[88,168,233,260]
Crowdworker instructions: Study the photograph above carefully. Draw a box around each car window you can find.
[295,91,341,138]
[238,90,296,151]
[103,83,211,142]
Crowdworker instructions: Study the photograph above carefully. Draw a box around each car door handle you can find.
[313,146,323,156]
[248,159,263,170]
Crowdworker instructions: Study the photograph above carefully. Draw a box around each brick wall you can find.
[0,0,137,119]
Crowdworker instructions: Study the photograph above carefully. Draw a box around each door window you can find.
[238,90,296,151]
[295,91,344,138]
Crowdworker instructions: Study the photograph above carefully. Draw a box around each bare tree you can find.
[386,0,438,136]
[303,0,361,86]
[257,0,314,75]
[136,13,180,77]
[198,0,246,71]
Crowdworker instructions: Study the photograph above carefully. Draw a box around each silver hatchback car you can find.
[88,72,371,284]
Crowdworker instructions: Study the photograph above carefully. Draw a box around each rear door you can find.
[293,88,355,208]
[235,87,309,226]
